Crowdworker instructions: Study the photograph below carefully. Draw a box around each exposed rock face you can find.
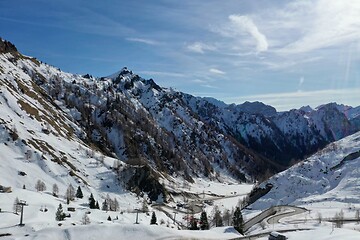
[0,38,18,53]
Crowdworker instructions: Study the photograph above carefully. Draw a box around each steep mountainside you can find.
[183,97,360,165]
[0,38,279,190]
[251,130,360,210]
[1,37,359,190]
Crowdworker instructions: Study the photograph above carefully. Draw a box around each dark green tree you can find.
[107,215,112,221]
[232,207,244,234]
[95,201,100,209]
[150,211,157,225]
[213,206,223,227]
[102,200,108,211]
[76,186,83,199]
[211,206,224,227]
[189,217,198,230]
[200,211,209,230]
[55,203,65,221]
[89,193,96,209]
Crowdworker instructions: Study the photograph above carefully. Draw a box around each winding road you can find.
[243,205,308,232]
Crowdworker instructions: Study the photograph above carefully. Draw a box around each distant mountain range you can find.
[1,37,360,193]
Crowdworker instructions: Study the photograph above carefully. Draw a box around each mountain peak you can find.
[0,37,18,53]
[235,101,277,117]
[106,67,133,80]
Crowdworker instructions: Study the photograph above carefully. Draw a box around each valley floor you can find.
[2,180,360,240]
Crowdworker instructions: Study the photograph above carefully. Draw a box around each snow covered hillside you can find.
[252,130,360,210]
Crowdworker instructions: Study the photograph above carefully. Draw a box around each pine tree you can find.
[212,206,223,227]
[106,194,113,211]
[102,200,108,211]
[95,201,100,209]
[150,211,157,225]
[113,198,119,211]
[89,193,96,209]
[200,211,209,230]
[189,217,198,230]
[52,183,59,197]
[232,207,244,234]
[107,215,112,221]
[55,203,65,221]
[142,199,148,212]
[76,186,83,199]
[223,209,231,226]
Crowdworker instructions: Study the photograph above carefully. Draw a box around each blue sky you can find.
[1,0,359,110]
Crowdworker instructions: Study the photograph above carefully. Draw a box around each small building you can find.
[0,185,12,193]
[269,231,286,240]
[67,207,76,212]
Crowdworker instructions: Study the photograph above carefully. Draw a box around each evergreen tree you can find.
[76,186,83,199]
[232,207,244,234]
[142,199,148,212]
[89,193,96,209]
[200,211,209,230]
[189,217,198,230]
[102,200,108,211]
[150,211,157,225]
[223,209,231,226]
[106,194,114,211]
[114,198,119,211]
[107,215,112,221]
[55,203,65,221]
[212,206,223,227]
[52,183,59,197]
[95,201,100,209]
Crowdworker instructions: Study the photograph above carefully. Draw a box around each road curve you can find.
[243,205,307,232]
[267,206,307,225]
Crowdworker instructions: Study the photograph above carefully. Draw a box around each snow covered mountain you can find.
[251,130,360,210]
[1,37,359,191]
[183,97,360,166]
[0,37,280,196]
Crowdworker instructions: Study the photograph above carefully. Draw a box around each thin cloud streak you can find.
[186,42,217,54]
[126,38,160,46]
[209,68,226,75]
[137,71,186,78]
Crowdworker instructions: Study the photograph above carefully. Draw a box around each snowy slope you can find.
[252,130,360,210]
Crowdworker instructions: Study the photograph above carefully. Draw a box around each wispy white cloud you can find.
[262,56,323,70]
[126,38,160,46]
[136,71,185,78]
[298,76,305,88]
[193,79,207,84]
[272,0,360,54]
[201,84,218,89]
[209,68,226,75]
[186,42,217,54]
[228,15,268,53]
